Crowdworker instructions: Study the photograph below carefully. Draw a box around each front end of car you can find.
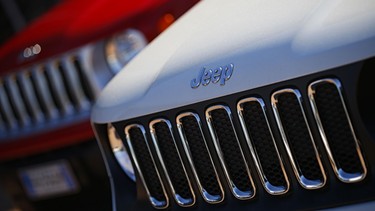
[91,0,375,210]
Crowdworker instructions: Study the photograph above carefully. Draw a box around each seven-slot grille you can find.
[119,77,367,209]
[0,47,97,138]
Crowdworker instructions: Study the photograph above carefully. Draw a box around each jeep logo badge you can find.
[191,63,234,89]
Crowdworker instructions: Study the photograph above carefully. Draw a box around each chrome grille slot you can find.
[150,119,195,207]
[62,56,91,110]
[0,79,17,130]
[125,124,169,209]
[3,75,31,128]
[30,66,59,120]
[17,72,44,124]
[56,61,80,109]
[72,56,96,102]
[271,89,326,189]
[176,112,224,204]
[0,106,5,131]
[206,105,256,200]
[238,97,289,195]
[308,78,367,183]
[45,62,74,115]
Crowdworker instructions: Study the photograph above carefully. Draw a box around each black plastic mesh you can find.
[276,92,324,181]
[314,82,363,174]
[153,121,193,200]
[242,101,287,187]
[128,126,166,202]
[180,115,222,197]
[209,108,253,193]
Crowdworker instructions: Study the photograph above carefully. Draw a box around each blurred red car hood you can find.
[0,0,169,74]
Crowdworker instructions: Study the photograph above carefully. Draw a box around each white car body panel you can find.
[91,0,375,123]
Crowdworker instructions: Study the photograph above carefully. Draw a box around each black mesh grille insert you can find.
[309,79,366,182]
[127,126,167,205]
[207,106,255,198]
[239,99,288,193]
[272,90,325,188]
[151,120,194,205]
[178,114,223,202]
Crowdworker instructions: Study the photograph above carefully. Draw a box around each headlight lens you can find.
[107,124,135,181]
[105,29,147,74]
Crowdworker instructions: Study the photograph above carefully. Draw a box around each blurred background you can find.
[0,0,60,46]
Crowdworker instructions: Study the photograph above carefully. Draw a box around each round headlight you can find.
[107,124,135,181]
[105,29,147,74]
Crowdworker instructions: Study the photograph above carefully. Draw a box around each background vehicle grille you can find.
[0,46,99,139]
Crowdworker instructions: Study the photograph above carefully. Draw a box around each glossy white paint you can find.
[91,0,375,123]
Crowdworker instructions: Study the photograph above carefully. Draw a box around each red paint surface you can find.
[0,121,94,161]
[0,0,199,75]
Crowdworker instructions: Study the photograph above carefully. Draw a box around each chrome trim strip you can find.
[237,97,290,195]
[62,56,91,110]
[31,66,59,119]
[271,88,326,189]
[17,72,44,123]
[308,78,367,183]
[77,46,101,96]
[125,124,169,209]
[149,119,196,207]
[46,61,74,115]
[4,75,30,127]
[108,124,135,181]
[205,105,256,200]
[0,79,17,130]
[176,112,225,204]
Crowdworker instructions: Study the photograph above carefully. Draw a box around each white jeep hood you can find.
[91,0,375,123]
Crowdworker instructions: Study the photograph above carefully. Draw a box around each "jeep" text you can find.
[190,63,234,89]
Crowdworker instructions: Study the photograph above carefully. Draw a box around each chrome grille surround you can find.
[237,97,290,195]
[125,124,169,209]
[205,105,256,200]
[176,112,225,204]
[308,78,367,183]
[149,119,196,207]
[271,88,327,189]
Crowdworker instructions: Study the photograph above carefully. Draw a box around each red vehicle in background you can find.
[0,0,198,210]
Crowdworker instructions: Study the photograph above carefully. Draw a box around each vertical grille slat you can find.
[73,55,96,102]
[308,78,367,183]
[150,119,195,207]
[206,105,256,200]
[30,67,59,120]
[0,80,17,130]
[125,124,169,209]
[17,72,44,123]
[272,89,326,189]
[4,76,31,127]
[57,61,80,109]
[62,56,91,110]
[46,62,74,115]
[176,112,224,204]
[238,97,289,195]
